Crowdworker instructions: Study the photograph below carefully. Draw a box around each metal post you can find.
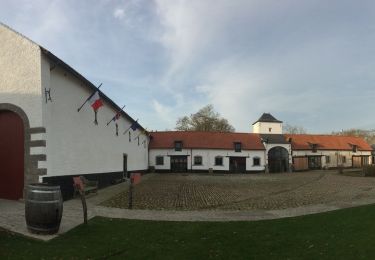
[78,190,88,225]
[128,178,134,209]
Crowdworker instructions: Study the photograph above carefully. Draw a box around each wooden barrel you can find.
[25,183,63,234]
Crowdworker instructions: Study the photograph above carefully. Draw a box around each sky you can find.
[1,0,375,133]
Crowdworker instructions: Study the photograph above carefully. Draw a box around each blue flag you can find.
[130,121,139,131]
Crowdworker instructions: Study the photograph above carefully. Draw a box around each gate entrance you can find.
[0,110,24,200]
[170,156,188,172]
[229,157,246,173]
[308,156,322,170]
[268,146,289,173]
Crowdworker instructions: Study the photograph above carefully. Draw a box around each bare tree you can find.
[332,128,375,144]
[283,123,307,134]
[176,105,235,132]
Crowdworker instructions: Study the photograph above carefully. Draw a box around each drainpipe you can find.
[264,143,268,173]
[190,148,193,173]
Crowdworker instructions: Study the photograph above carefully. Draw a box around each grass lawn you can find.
[2,204,375,259]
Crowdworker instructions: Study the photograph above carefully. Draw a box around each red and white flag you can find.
[88,91,103,111]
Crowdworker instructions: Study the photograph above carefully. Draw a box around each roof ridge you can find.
[150,131,259,135]
[287,133,365,138]
[0,22,40,48]
[0,21,148,132]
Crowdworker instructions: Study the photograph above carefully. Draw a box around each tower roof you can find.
[252,113,282,125]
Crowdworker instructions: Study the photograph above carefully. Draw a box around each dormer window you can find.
[174,141,182,151]
[308,143,318,153]
[352,145,358,153]
[234,142,242,152]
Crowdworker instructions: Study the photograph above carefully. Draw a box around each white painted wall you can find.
[0,24,43,127]
[292,150,372,168]
[253,122,282,134]
[42,64,149,177]
[149,148,266,172]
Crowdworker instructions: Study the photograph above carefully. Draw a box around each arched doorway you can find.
[268,146,289,173]
[0,110,24,200]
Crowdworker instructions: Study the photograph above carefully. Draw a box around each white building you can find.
[149,131,266,173]
[149,114,373,173]
[286,134,372,170]
[0,24,149,200]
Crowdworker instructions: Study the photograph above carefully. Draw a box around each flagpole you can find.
[106,105,126,126]
[77,83,103,112]
[134,131,141,140]
[123,119,138,135]
[134,129,146,140]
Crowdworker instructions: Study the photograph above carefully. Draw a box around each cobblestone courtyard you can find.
[101,171,375,210]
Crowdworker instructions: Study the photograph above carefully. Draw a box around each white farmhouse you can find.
[0,24,149,200]
[286,134,372,170]
[149,131,266,173]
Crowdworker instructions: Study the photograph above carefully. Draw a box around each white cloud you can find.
[152,99,174,126]
[113,8,125,19]
[2,0,375,133]
[152,0,375,132]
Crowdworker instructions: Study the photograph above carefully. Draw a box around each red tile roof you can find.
[149,131,265,150]
[285,134,372,151]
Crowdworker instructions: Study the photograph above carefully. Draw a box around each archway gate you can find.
[0,110,24,199]
[268,146,289,173]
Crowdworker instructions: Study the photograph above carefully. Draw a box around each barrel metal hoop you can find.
[28,190,59,194]
[27,199,61,204]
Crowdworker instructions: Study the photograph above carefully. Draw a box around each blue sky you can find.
[1,0,375,133]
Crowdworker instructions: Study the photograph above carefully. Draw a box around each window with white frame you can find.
[194,156,202,165]
[325,155,331,164]
[253,157,260,166]
[215,156,223,166]
[341,156,346,164]
[156,156,164,165]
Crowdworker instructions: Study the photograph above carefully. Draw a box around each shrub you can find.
[362,165,375,177]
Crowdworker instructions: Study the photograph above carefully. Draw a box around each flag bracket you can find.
[45,88,52,103]
[50,61,60,71]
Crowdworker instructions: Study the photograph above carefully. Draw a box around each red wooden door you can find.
[0,111,24,200]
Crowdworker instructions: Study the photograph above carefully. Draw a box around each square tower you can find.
[252,113,283,134]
